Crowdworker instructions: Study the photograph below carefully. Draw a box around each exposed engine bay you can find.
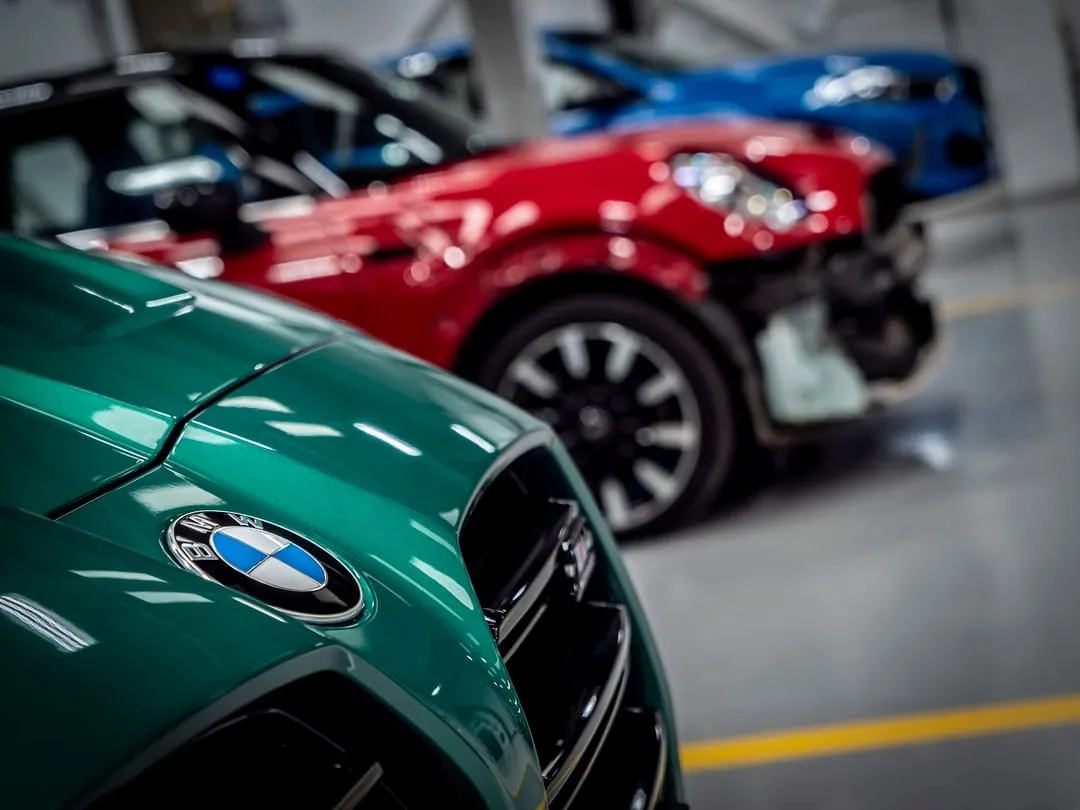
[710,219,940,431]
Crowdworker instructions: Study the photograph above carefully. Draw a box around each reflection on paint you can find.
[90,405,170,450]
[126,591,213,604]
[354,422,421,456]
[71,569,165,582]
[130,482,224,514]
[0,593,96,653]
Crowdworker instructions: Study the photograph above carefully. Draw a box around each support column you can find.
[669,0,800,52]
[955,0,1080,197]
[605,0,655,36]
[84,0,138,59]
[102,0,139,55]
[458,0,548,141]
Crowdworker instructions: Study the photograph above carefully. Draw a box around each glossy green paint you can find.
[61,339,552,809]
[0,508,330,810]
[0,236,345,514]
[0,236,683,808]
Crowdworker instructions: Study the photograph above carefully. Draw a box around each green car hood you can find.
[0,508,330,810]
[0,236,347,514]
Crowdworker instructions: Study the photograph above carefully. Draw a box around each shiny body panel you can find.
[0,237,345,513]
[0,508,331,810]
[0,238,682,808]
[384,32,995,198]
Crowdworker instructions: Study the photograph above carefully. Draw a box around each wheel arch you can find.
[455,271,697,374]
[450,269,781,446]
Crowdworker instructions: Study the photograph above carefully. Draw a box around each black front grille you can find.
[959,64,987,107]
[907,76,940,100]
[460,447,665,809]
[945,133,989,168]
[87,672,483,810]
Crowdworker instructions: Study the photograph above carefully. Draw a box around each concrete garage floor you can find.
[622,190,1080,809]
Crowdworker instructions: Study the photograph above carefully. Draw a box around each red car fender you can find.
[414,229,712,371]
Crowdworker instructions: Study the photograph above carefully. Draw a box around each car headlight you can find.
[670,152,808,230]
[811,66,908,105]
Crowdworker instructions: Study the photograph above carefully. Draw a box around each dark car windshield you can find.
[557,31,711,74]
[233,54,508,180]
[337,56,490,147]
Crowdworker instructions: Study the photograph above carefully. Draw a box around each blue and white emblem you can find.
[165,511,364,624]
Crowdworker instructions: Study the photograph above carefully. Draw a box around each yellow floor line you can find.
[943,276,1080,320]
[679,692,1080,773]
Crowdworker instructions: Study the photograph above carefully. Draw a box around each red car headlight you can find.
[669,152,808,230]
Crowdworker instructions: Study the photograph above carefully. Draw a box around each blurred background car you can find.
[0,235,684,809]
[386,27,996,199]
[0,50,936,536]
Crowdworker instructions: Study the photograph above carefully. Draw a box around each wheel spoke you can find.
[508,358,559,399]
[534,406,560,426]
[636,370,680,407]
[637,422,698,449]
[556,326,590,380]
[599,477,633,531]
[633,459,680,502]
[601,323,639,383]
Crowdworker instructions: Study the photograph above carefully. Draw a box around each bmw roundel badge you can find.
[165,511,364,625]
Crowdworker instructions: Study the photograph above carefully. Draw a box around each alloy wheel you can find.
[495,322,703,533]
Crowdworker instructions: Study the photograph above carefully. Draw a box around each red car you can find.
[0,49,939,535]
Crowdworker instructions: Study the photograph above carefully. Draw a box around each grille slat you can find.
[479,498,595,659]
[459,447,662,807]
[86,672,476,809]
[509,603,630,795]
[571,708,668,810]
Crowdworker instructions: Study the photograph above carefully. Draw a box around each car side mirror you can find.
[156,181,241,235]
[106,158,265,254]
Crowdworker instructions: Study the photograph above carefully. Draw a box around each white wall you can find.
[281,0,606,59]
[954,0,1080,197]
[0,0,104,82]
[825,0,949,50]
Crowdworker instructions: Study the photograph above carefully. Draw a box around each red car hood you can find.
[402,119,890,190]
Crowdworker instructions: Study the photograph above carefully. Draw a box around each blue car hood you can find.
[671,48,958,99]
[719,49,960,83]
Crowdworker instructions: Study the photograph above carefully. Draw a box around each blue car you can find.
[385,28,995,200]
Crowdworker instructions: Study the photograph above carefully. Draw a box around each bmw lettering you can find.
[165,511,365,624]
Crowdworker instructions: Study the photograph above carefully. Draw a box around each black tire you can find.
[474,294,736,537]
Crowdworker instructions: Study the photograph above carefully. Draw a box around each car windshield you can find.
[560,32,711,74]
[274,55,508,165]
[349,59,491,145]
